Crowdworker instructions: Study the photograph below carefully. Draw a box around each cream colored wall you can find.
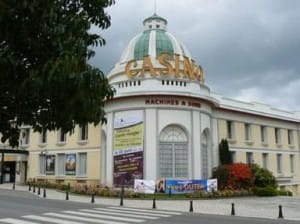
[25,124,101,185]
[217,116,300,184]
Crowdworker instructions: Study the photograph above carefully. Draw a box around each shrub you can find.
[250,164,277,188]
[213,163,254,190]
[277,190,293,196]
[253,186,278,196]
[227,163,254,190]
[212,164,230,190]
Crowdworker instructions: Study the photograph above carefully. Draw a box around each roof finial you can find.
[154,0,157,15]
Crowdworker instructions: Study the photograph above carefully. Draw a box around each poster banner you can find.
[165,179,207,194]
[45,155,55,175]
[155,179,166,193]
[114,151,143,187]
[207,179,218,192]
[65,154,76,175]
[134,179,155,194]
[113,114,144,187]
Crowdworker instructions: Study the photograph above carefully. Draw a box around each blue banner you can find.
[165,179,207,194]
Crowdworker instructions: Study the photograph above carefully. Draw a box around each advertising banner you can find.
[165,179,207,194]
[45,155,55,175]
[113,114,144,187]
[65,154,76,175]
[207,179,218,192]
[114,151,143,186]
[134,179,155,194]
[155,179,166,193]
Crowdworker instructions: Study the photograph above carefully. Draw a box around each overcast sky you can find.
[90,0,300,111]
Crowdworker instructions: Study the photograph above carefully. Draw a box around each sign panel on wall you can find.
[134,179,155,194]
[207,179,218,192]
[165,179,207,194]
[113,114,144,187]
[65,154,76,175]
[45,155,55,175]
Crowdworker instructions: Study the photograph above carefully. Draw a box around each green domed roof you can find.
[134,30,174,60]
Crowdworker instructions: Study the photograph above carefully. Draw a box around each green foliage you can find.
[212,164,230,190]
[253,186,278,197]
[219,139,232,164]
[0,0,115,147]
[250,164,278,188]
[277,190,293,196]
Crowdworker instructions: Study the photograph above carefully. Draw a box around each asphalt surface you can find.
[0,189,299,224]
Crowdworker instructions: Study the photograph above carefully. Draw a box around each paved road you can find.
[0,189,299,224]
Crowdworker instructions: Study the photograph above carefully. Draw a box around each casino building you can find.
[19,14,300,194]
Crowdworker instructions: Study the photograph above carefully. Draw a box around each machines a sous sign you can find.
[125,53,205,82]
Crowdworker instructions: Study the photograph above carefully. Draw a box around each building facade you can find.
[17,14,300,194]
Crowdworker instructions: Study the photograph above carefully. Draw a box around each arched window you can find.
[201,129,210,179]
[159,125,188,178]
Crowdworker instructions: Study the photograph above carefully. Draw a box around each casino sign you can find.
[125,53,205,82]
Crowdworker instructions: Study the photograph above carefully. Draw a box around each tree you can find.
[219,139,232,164]
[0,0,115,147]
[250,164,277,188]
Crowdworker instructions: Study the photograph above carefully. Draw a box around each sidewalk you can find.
[1,183,300,221]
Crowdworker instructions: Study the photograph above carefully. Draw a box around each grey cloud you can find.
[89,0,300,110]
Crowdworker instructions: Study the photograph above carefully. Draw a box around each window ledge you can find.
[20,144,30,149]
[261,142,268,146]
[227,139,236,144]
[77,140,89,145]
[55,176,65,179]
[56,142,67,146]
[38,143,47,148]
[76,175,87,178]
[276,143,282,147]
[289,144,295,148]
[245,140,253,145]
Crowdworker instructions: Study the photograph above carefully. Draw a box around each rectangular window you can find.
[40,130,47,144]
[262,153,268,169]
[78,152,87,176]
[277,154,282,174]
[21,128,30,145]
[231,151,236,163]
[261,126,267,143]
[244,123,251,141]
[58,130,66,143]
[57,154,65,176]
[227,121,234,139]
[290,154,295,174]
[275,128,281,144]
[246,152,253,165]
[288,130,294,145]
[79,124,88,141]
[39,154,45,175]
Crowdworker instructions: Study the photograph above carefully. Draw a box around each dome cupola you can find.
[119,14,192,63]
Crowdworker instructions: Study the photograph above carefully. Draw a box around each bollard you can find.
[189,200,193,212]
[33,185,36,193]
[120,186,124,206]
[152,198,156,209]
[91,193,95,203]
[66,190,69,200]
[12,182,15,190]
[38,186,41,195]
[43,188,46,198]
[278,205,284,219]
[29,184,31,191]
[168,187,172,197]
[231,203,235,216]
